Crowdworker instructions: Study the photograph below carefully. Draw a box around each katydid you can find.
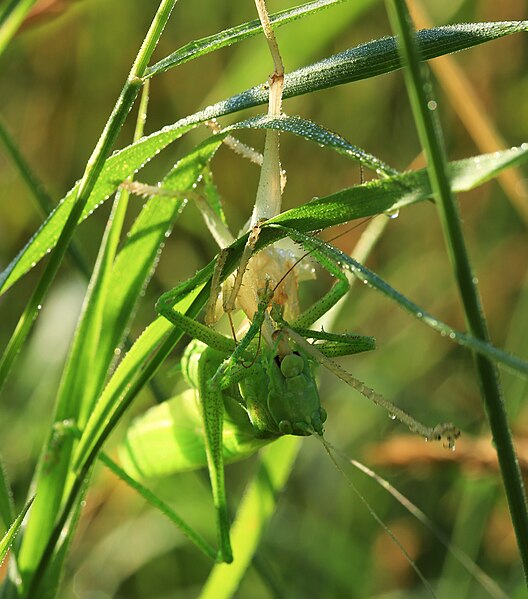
[119,0,459,565]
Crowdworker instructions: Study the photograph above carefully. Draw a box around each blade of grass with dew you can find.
[2,20,526,297]
[0,119,198,295]
[0,458,14,533]
[15,82,150,583]
[0,118,90,279]
[199,437,300,599]
[90,140,225,396]
[270,145,528,231]
[0,113,392,294]
[146,0,345,78]
[189,20,528,122]
[269,225,528,378]
[386,0,528,579]
[0,498,34,567]
[408,3,528,226]
[0,0,179,397]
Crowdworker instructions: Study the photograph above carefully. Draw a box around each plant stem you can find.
[386,0,528,582]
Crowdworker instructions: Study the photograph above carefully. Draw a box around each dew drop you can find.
[427,100,437,111]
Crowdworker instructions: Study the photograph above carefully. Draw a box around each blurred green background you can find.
[1,0,528,597]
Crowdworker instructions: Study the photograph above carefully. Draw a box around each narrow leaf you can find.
[0,457,15,531]
[0,122,197,295]
[146,0,345,77]
[0,497,34,566]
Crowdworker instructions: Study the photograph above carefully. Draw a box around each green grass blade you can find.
[72,279,209,475]
[271,145,528,231]
[226,115,397,175]
[15,83,151,585]
[92,140,221,389]
[272,226,528,378]
[0,458,14,532]
[199,437,300,599]
[0,0,179,396]
[0,121,197,296]
[146,0,345,78]
[387,0,528,579]
[0,497,34,567]
[0,118,90,279]
[0,0,37,57]
[197,20,528,120]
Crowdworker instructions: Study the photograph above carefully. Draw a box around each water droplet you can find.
[388,413,396,420]
[427,100,437,111]
[386,208,399,219]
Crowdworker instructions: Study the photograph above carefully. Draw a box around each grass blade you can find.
[0,0,37,57]
[0,118,89,278]
[146,0,345,78]
[386,0,528,579]
[0,497,34,567]
[0,0,179,396]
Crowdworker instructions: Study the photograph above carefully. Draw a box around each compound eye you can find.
[280,353,303,378]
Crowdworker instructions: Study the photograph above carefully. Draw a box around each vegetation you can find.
[0,0,527,597]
